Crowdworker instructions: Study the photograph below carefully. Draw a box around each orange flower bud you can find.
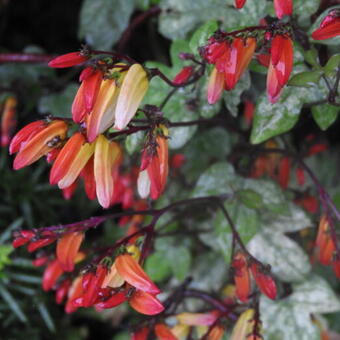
[207,66,225,104]
[115,253,160,294]
[250,263,277,300]
[232,252,251,302]
[56,231,84,272]
[48,52,88,68]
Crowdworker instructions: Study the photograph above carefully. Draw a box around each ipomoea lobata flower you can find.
[48,51,88,68]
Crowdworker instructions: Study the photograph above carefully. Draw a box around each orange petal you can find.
[81,156,96,200]
[207,67,225,104]
[115,254,160,294]
[114,64,149,130]
[50,132,85,184]
[154,323,178,340]
[42,259,64,291]
[208,325,224,340]
[101,262,125,288]
[72,82,87,123]
[1,96,17,147]
[233,252,251,302]
[129,290,164,315]
[56,231,84,272]
[94,136,121,208]
[13,120,68,170]
[274,37,293,87]
[57,140,95,189]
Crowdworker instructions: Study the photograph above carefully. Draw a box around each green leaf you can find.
[183,127,231,181]
[79,0,135,50]
[0,282,27,323]
[125,130,144,155]
[191,162,238,197]
[145,251,172,282]
[323,54,340,76]
[250,87,309,144]
[262,203,311,233]
[0,245,13,271]
[189,20,218,54]
[168,246,191,280]
[248,231,311,282]
[238,189,263,210]
[261,298,320,340]
[294,0,319,27]
[38,83,78,117]
[215,201,260,262]
[170,39,191,68]
[289,275,340,313]
[242,179,288,214]
[309,5,340,46]
[288,71,323,87]
[312,104,339,130]
[303,48,320,68]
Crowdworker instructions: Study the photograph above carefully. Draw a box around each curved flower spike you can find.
[232,252,251,302]
[235,0,247,9]
[154,323,178,340]
[48,52,88,68]
[13,120,68,170]
[1,96,17,147]
[94,136,121,208]
[114,64,149,130]
[129,290,164,315]
[312,10,340,40]
[42,259,64,291]
[274,0,293,19]
[230,309,255,340]
[250,263,277,300]
[56,231,84,272]
[115,254,160,294]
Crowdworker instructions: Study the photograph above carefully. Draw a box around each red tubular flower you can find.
[278,157,290,189]
[316,215,336,265]
[1,96,17,147]
[154,323,178,340]
[95,291,127,309]
[224,37,256,91]
[56,279,71,304]
[312,10,340,40]
[50,132,85,185]
[129,290,164,315]
[56,231,84,272]
[9,120,46,154]
[270,35,293,87]
[307,143,327,156]
[12,230,35,248]
[65,277,83,313]
[115,254,160,294]
[250,263,277,300]
[295,194,318,214]
[32,255,49,267]
[27,236,56,252]
[80,156,97,200]
[13,120,68,170]
[42,259,64,291]
[232,252,251,302]
[266,61,282,103]
[235,0,247,9]
[173,66,194,85]
[131,327,149,340]
[296,167,305,186]
[244,100,255,126]
[274,0,293,19]
[48,52,88,68]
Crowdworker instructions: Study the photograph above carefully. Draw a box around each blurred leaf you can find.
[0,217,24,244]
[0,282,27,323]
[238,189,263,210]
[167,246,191,280]
[289,275,340,313]
[79,0,135,50]
[0,245,13,271]
[323,54,340,76]
[288,70,323,87]
[191,162,238,197]
[189,20,218,54]
[37,301,56,332]
[125,130,144,155]
[261,297,320,340]
[294,0,319,27]
[248,231,311,282]
[215,201,260,262]
[38,83,78,117]
[145,251,172,282]
[312,103,339,130]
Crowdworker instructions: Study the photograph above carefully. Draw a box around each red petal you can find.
[81,156,97,200]
[131,327,149,340]
[154,323,178,340]
[56,279,71,304]
[251,264,277,300]
[48,52,88,68]
[72,83,87,123]
[278,157,290,189]
[274,0,293,19]
[83,70,103,112]
[173,66,193,85]
[235,0,247,9]
[233,253,251,302]
[95,291,126,309]
[312,19,340,40]
[27,238,56,252]
[115,254,160,294]
[42,259,64,291]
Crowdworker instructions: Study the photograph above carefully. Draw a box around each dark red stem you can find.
[0,53,54,64]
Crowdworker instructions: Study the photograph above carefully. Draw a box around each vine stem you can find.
[0,53,53,63]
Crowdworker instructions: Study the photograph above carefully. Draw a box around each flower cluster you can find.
[9,51,170,207]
